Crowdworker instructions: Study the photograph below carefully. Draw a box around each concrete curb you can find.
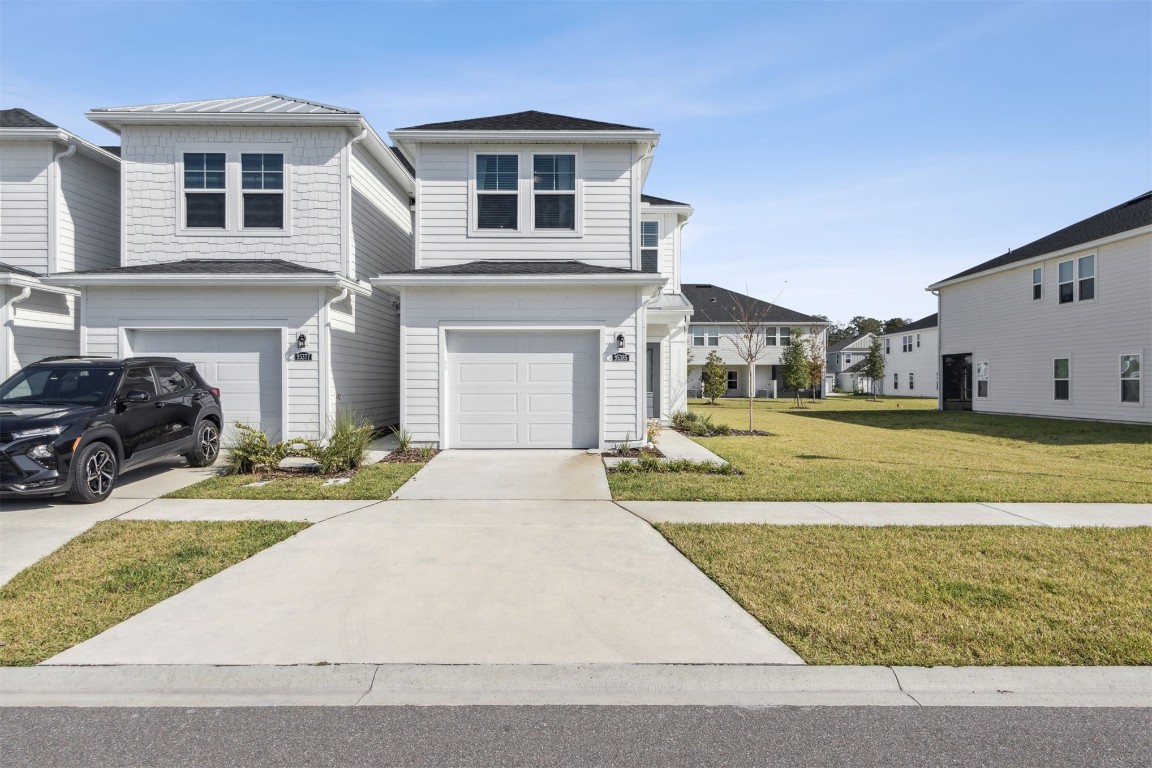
[2,664,1148,708]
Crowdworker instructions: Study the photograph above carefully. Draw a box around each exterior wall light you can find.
[296,333,307,349]
[616,334,626,349]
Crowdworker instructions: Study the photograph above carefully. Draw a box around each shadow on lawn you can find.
[790,407,1152,447]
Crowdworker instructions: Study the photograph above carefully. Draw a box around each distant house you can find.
[928,192,1150,423]
[1,109,120,381]
[826,333,875,393]
[682,284,827,398]
[877,314,938,397]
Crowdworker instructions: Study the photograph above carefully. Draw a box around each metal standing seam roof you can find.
[88,95,359,116]
[681,284,826,325]
[0,108,58,129]
[936,191,1152,284]
[397,110,652,132]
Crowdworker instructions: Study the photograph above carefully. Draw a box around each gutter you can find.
[372,273,667,288]
[41,273,372,295]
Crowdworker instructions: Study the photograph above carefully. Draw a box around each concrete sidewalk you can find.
[3,664,1148,708]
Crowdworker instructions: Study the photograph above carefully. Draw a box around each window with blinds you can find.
[533,154,575,229]
[476,154,518,229]
[640,220,659,272]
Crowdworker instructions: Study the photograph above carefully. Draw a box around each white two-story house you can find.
[682,284,827,398]
[928,191,1150,422]
[377,111,694,449]
[826,333,875,393]
[1,109,120,380]
[877,313,938,397]
[44,96,415,440]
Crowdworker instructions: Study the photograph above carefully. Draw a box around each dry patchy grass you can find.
[165,461,423,500]
[655,524,1152,666]
[0,520,308,665]
[611,398,1152,502]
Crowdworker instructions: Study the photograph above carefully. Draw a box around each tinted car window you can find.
[119,367,157,397]
[154,366,190,394]
[0,367,118,404]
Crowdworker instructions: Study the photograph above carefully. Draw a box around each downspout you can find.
[2,286,33,380]
[320,286,352,437]
[48,143,77,274]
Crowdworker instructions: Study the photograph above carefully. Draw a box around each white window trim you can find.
[1119,352,1142,405]
[467,149,584,238]
[1053,356,1071,402]
[909,372,915,390]
[976,361,989,398]
[176,144,292,238]
[726,370,738,390]
[1032,266,1043,301]
[1056,252,1097,305]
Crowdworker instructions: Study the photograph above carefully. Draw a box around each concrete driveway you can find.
[44,450,803,666]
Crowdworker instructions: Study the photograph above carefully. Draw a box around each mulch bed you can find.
[378,449,441,464]
[604,446,666,458]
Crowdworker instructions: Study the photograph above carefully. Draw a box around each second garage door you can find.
[130,330,284,440]
[447,331,599,449]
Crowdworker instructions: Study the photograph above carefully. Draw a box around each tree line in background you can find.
[816,315,912,344]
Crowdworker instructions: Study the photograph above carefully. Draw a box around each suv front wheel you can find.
[67,441,118,503]
[186,420,221,467]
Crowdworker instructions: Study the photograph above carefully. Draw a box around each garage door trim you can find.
[439,324,606,450]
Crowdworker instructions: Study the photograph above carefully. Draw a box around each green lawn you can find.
[165,461,423,500]
[0,520,309,665]
[610,397,1152,502]
[656,524,1152,666]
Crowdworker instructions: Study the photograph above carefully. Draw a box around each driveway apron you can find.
[45,450,803,666]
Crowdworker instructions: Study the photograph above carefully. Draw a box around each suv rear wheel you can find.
[66,441,118,503]
[186,420,221,467]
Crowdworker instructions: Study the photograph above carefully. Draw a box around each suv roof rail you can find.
[35,356,113,363]
[122,356,185,364]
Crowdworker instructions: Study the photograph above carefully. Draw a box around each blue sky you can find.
[2,0,1148,324]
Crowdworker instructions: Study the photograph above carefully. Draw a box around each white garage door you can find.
[447,331,599,449]
[130,330,283,440]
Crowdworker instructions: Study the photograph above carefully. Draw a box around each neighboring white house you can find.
[928,191,1150,423]
[826,333,875,393]
[376,111,694,449]
[682,284,828,399]
[44,96,415,440]
[877,313,938,397]
[1,109,120,381]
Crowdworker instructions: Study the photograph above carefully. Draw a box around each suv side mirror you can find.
[123,389,150,403]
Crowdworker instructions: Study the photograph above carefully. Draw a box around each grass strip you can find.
[0,520,309,666]
[165,461,422,500]
[655,523,1152,666]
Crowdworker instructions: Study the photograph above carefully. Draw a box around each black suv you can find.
[0,357,223,503]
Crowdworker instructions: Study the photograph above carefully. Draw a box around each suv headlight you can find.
[13,425,65,440]
[27,443,55,460]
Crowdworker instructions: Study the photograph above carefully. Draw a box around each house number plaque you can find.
[293,352,313,362]
[611,352,630,362]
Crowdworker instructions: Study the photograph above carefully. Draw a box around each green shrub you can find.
[613,457,737,475]
[224,423,289,475]
[671,410,732,437]
[390,425,413,453]
[314,413,375,473]
[224,415,374,475]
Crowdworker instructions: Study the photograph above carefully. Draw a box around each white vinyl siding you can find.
[0,141,52,272]
[878,327,939,397]
[57,150,120,272]
[938,231,1150,423]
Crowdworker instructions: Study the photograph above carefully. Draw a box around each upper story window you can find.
[916,333,921,348]
[476,154,518,230]
[843,354,852,365]
[1058,254,1095,304]
[692,326,719,347]
[640,220,659,272]
[883,338,891,354]
[902,335,913,353]
[179,147,289,236]
[1032,267,1043,300]
[533,154,575,229]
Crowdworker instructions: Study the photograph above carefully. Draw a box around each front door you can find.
[646,343,660,419]
[942,353,972,411]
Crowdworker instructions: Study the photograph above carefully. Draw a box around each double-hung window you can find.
[692,326,719,347]
[916,333,921,348]
[533,154,576,229]
[976,361,989,398]
[241,154,284,228]
[183,153,227,228]
[763,327,777,346]
[893,373,899,390]
[1120,355,1141,403]
[884,338,891,354]
[1032,267,1043,300]
[909,372,915,390]
[902,335,913,353]
[1058,254,1095,304]
[726,370,738,390]
[843,354,851,366]
[640,220,659,272]
[476,154,519,230]
[1054,358,1070,401]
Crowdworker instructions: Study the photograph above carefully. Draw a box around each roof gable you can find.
[828,333,875,353]
[641,193,690,207]
[937,192,1151,284]
[0,108,57,129]
[89,95,358,116]
[398,110,651,132]
[682,284,825,325]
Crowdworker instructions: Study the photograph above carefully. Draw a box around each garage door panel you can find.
[447,331,599,449]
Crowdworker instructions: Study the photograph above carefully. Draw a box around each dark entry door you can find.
[942,353,972,411]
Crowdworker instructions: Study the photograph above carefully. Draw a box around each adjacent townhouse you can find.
[377,111,694,448]
[928,191,1150,423]
[682,284,827,398]
[877,313,938,397]
[1,109,120,380]
[43,96,415,440]
[826,333,875,393]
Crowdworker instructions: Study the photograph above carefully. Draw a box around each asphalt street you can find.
[3,705,1148,767]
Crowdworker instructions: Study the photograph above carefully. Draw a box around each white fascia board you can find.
[41,273,372,296]
[390,129,660,152]
[0,273,80,296]
[641,202,694,216]
[926,225,1152,291]
[372,273,667,288]
[1,128,119,168]
[85,110,364,134]
[351,120,415,194]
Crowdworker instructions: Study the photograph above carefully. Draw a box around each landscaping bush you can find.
[313,413,375,473]
[671,410,732,437]
[224,423,289,475]
[613,456,737,475]
[224,415,374,475]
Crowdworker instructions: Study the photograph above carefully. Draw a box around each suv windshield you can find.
[0,367,120,406]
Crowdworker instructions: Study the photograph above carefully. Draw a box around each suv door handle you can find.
[155,402,168,408]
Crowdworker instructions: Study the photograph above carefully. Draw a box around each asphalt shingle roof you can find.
[63,259,335,276]
[828,334,874,353]
[894,313,938,333]
[681,284,825,325]
[399,260,643,276]
[0,262,43,277]
[939,192,1151,283]
[0,108,57,129]
[389,146,414,175]
[641,194,690,207]
[399,110,651,132]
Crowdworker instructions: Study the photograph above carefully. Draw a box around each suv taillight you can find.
[210,388,220,398]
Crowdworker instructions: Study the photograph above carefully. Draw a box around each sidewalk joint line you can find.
[978,502,1052,527]
[809,502,851,524]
